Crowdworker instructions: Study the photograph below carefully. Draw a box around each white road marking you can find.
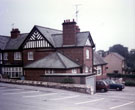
[2,91,39,95]
[109,101,134,109]
[0,88,22,92]
[75,98,104,105]
[51,95,80,101]
[23,93,57,98]
[0,87,7,89]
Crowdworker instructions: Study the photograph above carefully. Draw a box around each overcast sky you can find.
[0,0,135,51]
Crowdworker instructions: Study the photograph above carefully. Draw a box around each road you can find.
[0,82,135,110]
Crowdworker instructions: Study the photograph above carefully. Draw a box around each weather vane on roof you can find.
[75,4,81,24]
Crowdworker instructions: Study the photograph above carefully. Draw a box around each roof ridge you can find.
[56,52,67,69]
[35,25,62,32]
[77,31,89,33]
[52,33,62,36]
[0,35,10,38]
[20,33,29,35]
[112,52,124,59]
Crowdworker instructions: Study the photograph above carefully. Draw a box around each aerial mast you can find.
[75,4,81,24]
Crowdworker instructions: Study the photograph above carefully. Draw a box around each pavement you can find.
[0,82,135,110]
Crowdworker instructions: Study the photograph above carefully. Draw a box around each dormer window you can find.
[28,52,34,60]
[14,52,21,60]
[4,53,8,60]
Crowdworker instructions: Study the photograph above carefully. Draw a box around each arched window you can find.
[86,49,89,59]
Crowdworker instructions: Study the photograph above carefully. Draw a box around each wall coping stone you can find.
[0,79,94,94]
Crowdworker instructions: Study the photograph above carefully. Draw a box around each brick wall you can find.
[3,51,23,66]
[25,69,45,81]
[63,20,77,45]
[23,48,54,65]
[83,47,93,72]
[24,68,81,81]
[58,47,83,66]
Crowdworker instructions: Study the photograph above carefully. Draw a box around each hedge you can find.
[125,79,135,86]
[107,73,135,79]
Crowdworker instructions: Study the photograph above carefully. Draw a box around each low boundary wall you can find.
[0,79,94,94]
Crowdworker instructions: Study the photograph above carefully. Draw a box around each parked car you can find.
[104,79,125,91]
[96,80,109,92]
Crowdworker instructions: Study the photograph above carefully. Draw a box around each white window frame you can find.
[85,66,89,73]
[3,67,23,78]
[28,52,34,60]
[14,52,21,60]
[4,53,8,60]
[0,53,2,64]
[96,66,102,76]
[72,69,77,73]
[45,70,54,74]
[86,49,90,59]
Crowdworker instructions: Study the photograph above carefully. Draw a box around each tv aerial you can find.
[75,4,81,24]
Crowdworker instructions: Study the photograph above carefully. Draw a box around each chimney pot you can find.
[11,28,20,38]
[63,19,78,45]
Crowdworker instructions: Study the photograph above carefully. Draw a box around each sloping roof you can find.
[51,32,95,48]
[0,25,95,51]
[35,25,62,47]
[5,33,28,50]
[111,52,125,60]
[0,35,10,50]
[24,52,80,69]
[94,52,107,66]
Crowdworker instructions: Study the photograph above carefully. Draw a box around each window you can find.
[28,52,34,60]
[86,49,89,59]
[14,52,21,60]
[85,66,89,73]
[3,67,23,78]
[96,66,102,76]
[4,53,8,60]
[45,70,54,74]
[0,53,2,64]
[72,69,77,73]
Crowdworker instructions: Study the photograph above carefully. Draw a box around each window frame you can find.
[14,52,22,60]
[72,69,77,73]
[0,53,2,64]
[28,52,34,60]
[96,66,102,76]
[3,52,8,60]
[3,67,23,78]
[86,49,90,59]
[45,69,54,74]
[85,66,89,73]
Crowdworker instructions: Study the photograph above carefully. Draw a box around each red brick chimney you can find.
[11,28,20,38]
[63,19,80,45]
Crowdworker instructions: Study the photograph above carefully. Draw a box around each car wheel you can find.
[116,87,121,91]
[101,89,105,92]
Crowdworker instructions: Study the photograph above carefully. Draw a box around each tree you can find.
[109,44,135,73]
[109,44,129,59]
[127,53,135,72]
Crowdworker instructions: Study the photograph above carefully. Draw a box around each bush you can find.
[61,77,74,84]
[107,73,135,79]
[125,79,135,86]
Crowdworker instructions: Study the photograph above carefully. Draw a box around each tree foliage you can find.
[109,44,129,58]
[108,44,135,72]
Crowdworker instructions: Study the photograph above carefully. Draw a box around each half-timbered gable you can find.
[24,28,52,49]
[23,25,62,49]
